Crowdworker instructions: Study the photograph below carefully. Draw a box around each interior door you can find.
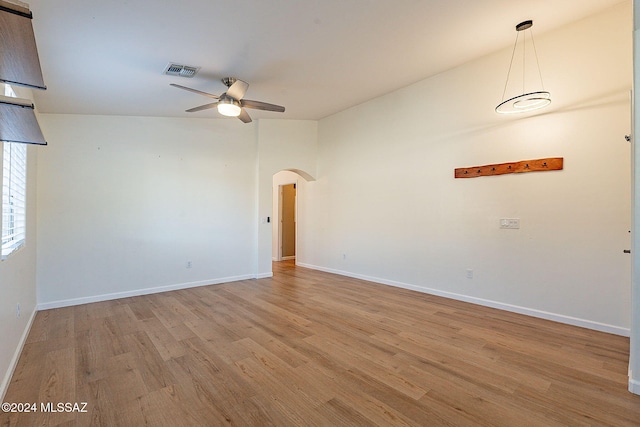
[281,184,296,259]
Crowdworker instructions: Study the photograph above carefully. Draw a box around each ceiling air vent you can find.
[163,62,200,78]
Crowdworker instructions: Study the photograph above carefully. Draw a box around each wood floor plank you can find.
[141,317,187,361]
[164,356,250,425]
[2,260,640,426]
[306,361,438,427]
[123,331,177,393]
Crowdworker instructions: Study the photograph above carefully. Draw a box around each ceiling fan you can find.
[170,77,285,123]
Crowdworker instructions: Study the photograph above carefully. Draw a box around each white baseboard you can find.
[629,378,640,395]
[37,274,256,310]
[296,262,630,337]
[281,256,296,261]
[1,307,37,401]
[256,272,273,279]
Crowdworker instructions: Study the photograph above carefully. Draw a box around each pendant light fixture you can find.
[496,20,551,114]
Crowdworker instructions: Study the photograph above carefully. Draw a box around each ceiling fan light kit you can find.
[496,20,551,115]
[170,76,285,123]
[217,96,242,117]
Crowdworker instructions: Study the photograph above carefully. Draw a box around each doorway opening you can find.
[279,183,296,260]
[272,170,302,262]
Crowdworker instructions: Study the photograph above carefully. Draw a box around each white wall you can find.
[35,116,319,306]
[0,85,39,399]
[300,3,633,334]
[36,115,258,307]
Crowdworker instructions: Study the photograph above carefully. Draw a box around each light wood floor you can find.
[2,261,640,426]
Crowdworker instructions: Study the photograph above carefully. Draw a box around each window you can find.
[3,84,16,97]
[2,129,27,259]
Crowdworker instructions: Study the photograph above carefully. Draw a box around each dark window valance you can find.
[0,95,46,145]
[0,0,46,90]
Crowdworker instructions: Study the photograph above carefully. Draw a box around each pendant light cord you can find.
[522,31,526,94]
[530,28,546,91]
[501,31,520,102]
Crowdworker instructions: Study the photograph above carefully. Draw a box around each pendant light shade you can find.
[496,20,551,114]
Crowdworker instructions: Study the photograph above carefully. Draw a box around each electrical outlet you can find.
[16,303,20,318]
[466,269,473,279]
[186,261,192,269]
[500,218,520,229]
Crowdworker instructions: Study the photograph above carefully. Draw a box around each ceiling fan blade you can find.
[241,99,285,113]
[226,79,249,100]
[170,83,219,99]
[186,102,219,113]
[238,108,252,123]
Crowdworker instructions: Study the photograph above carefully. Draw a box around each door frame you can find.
[276,180,297,261]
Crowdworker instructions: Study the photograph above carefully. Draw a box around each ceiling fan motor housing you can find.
[222,77,237,87]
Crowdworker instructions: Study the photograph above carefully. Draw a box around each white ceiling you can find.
[25,0,626,121]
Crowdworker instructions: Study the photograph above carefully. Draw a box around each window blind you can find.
[2,141,27,258]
